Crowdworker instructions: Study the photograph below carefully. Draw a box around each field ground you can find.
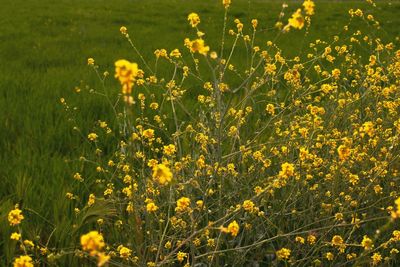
[0,0,399,264]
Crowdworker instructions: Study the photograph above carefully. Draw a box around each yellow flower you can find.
[371,253,382,265]
[185,38,210,55]
[88,194,95,207]
[354,9,363,17]
[361,235,373,250]
[360,121,375,137]
[392,230,400,241]
[13,255,33,267]
[195,200,203,210]
[88,133,98,141]
[187,13,200,27]
[393,198,400,218]
[288,9,304,29]
[295,236,305,244]
[146,201,159,212]
[114,59,139,95]
[118,246,132,259]
[8,208,24,226]
[279,162,295,179]
[175,197,191,213]
[331,68,341,79]
[218,83,229,92]
[321,83,333,94]
[163,144,176,156]
[10,232,21,241]
[326,252,334,261]
[80,231,105,254]
[164,241,172,249]
[170,49,182,58]
[73,172,83,181]
[142,129,155,139]
[120,26,127,35]
[23,240,34,248]
[242,200,255,212]
[221,220,240,237]
[87,58,95,65]
[337,145,351,161]
[305,235,316,244]
[251,19,258,29]
[276,248,291,260]
[303,0,315,16]
[265,104,275,115]
[177,251,187,262]
[331,235,344,246]
[222,0,231,8]
[152,163,173,185]
[97,252,110,267]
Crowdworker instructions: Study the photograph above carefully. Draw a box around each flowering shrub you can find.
[8,0,400,266]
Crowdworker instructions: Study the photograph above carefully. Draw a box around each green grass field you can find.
[1,0,399,265]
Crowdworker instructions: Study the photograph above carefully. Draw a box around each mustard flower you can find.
[13,255,33,267]
[187,13,200,27]
[185,38,210,55]
[114,59,139,95]
[221,220,240,237]
[303,0,315,16]
[152,163,173,185]
[288,9,304,29]
[175,197,191,213]
[276,248,291,260]
[8,208,24,226]
[80,231,105,254]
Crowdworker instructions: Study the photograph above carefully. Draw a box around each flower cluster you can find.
[12,0,400,266]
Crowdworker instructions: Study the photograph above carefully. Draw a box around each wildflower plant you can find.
[8,0,400,266]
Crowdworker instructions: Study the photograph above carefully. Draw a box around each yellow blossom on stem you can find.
[120,26,127,35]
[87,58,95,65]
[177,251,187,262]
[337,145,351,161]
[295,236,305,244]
[146,201,159,212]
[88,133,98,141]
[331,235,346,251]
[185,38,210,55]
[288,9,304,29]
[221,220,240,237]
[80,231,105,255]
[118,245,132,259]
[279,162,295,179]
[222,0,231,8]
[87,194,95,207]
[187,13,200,27]
[163,144,176,156]
[142,129,155,139]
[152,163,173,185]
[10,232,21,241]
[175,197,191,213]
[97,252,110,267]
[303,0,315,16]
[13,255,33,267]
[276,248,291,260]
[371,253,382,265]
[242,200,255,212]
[361,235,373,250]
[114,59,139,96]
[8,207,24,226]
[170,49,181,58]
[326,252,334,261]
